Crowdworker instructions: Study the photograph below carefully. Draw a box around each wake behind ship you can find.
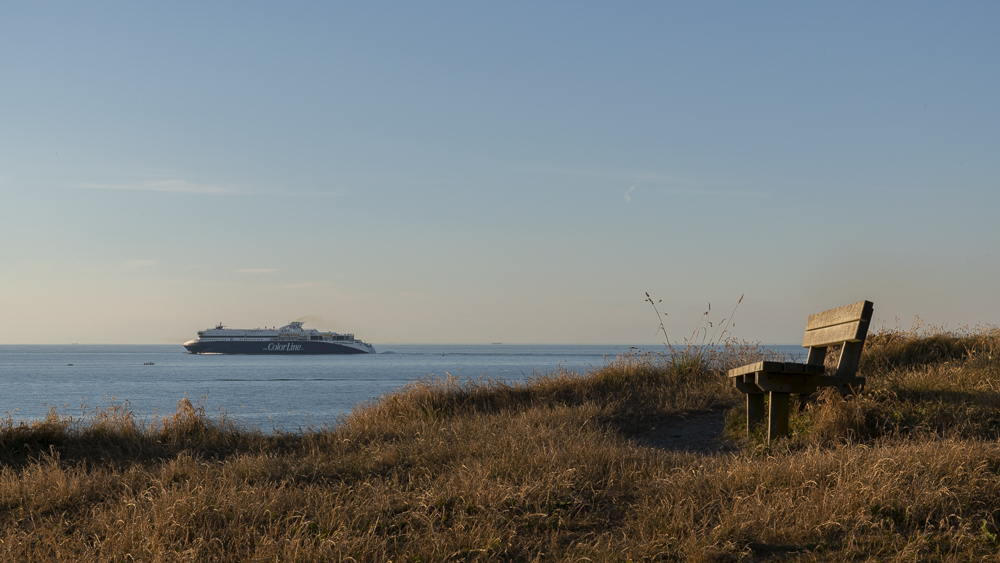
[183,322,376,355]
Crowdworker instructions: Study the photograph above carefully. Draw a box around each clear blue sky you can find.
[2,2,998,344]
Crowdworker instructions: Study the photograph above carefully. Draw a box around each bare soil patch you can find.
[627,408,739,454]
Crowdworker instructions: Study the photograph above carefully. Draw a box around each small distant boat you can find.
[67,363,73,366]
[143,362,155,365]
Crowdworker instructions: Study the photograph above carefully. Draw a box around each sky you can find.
[1,2,998,345]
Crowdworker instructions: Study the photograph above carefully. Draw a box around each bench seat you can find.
[728,361,825,377]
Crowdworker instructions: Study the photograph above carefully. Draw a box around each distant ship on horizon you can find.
[183,321,375,355]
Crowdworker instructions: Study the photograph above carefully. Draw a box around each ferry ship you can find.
[183,322,376,355]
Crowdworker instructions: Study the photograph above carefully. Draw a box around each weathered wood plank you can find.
[768,392,790,440]
[734,376,764,394]
[728,361,781,377]
[802,320,867,347]
[778,362,826,375]
[729,361,825,377]
[754,372,820,394]
[728,362,761,377]
[805,300,873,331]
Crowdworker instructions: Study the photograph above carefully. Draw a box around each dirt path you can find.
[628,409,740,454]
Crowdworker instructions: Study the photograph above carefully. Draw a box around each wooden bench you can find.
[728,300,873,440]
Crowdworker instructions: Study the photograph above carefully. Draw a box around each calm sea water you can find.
[0,344,804,431]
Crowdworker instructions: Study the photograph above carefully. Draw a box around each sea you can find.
[0,344,805,432]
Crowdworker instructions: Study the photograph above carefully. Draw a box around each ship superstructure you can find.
[183,321,375,355]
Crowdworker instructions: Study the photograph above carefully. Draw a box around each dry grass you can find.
[2,327,1000,561]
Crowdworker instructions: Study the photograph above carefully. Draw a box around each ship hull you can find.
[183,340,373,355]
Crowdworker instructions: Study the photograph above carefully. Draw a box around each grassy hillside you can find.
[2,325,999,561]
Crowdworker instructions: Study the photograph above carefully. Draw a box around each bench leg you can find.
[746,393,765,436]
[768,392,790,441]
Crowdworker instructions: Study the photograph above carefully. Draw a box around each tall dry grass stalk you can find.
[1,324,999,561]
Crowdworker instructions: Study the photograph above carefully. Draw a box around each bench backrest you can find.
[803,300,874,378]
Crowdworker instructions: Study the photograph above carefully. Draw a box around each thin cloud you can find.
[236,268,277,274]
[74,180,240,195]
[73,180,355,198]
[294,187,351,199]
[624,183,638,203]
